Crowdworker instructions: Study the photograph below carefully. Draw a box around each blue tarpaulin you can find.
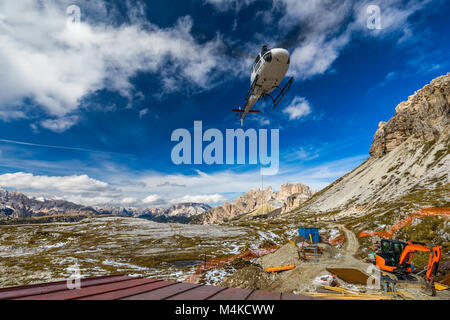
[298,227,319,243]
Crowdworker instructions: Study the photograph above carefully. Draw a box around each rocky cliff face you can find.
[370,74,449,157]
[294,73,450,218]
[191,182,313,224]
[281,193,311,214]
[279,182,312,199]
[0,188,97,220]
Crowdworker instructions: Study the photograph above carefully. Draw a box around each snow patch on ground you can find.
[102,259,150,271]
[202,267,236,286]
[329,229,340,238]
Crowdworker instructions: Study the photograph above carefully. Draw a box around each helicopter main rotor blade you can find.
[274,22,311,50]
[214,40,256,60]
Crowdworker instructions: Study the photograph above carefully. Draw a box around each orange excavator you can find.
[374,239,442,294]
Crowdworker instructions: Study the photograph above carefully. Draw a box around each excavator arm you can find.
[398,241,442,281]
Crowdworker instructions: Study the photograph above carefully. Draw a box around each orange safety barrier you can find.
[359,207,450,239]
[183,245,281,283]
[265,264,295,273]
[329,234,345,245]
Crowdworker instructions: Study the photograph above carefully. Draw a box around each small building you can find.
[298,226,319,243]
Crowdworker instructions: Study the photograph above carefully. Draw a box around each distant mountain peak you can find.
[94,202,212,223]
[0,188,96,220]
[191,182,313,224]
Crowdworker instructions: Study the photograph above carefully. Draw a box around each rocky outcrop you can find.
[370,73,449,157]
[94,206,158,216]
[159,202,211,218]
[279,183,313,214]
[279,182,312,199]
[281,193,311,214]
[95,202,211,223]
[191,187,276,225]
[0,188,97,219]
[191,183,313,224]
[295,73,450,217]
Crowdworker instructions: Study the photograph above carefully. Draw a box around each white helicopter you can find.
[232,45,293,127]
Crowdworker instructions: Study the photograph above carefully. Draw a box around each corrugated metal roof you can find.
[0,275,317,300]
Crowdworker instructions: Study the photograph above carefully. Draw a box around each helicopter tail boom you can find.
[231,109,260,113]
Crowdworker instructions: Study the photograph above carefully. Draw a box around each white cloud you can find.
[40,116,79,132]
[139,108,149,118]
[288,34,349,79]
[139,169,262,196]
[205,0,256,11]
[0,1,235,131]
[280,0,432,78]
[0,151,368,207]
[208,0,433,80]
[120,197,137,205]
[0,110,26,121]
[0,171,147,206]
[0,170,236,207]
[142,194,161,204]
[280,154,368,190]
[131,154,368,198]
[30,123,39,133]
[169,194,226,204]
[0,172,109,193]
[283,96,312,120]
[368,70,399,94]
[294,147,319,161]
[0,0,434,131]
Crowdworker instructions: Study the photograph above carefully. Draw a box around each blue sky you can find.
[0,0,448,207]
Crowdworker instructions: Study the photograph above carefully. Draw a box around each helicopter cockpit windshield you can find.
[253,45,270,71]
[252,54,261,71]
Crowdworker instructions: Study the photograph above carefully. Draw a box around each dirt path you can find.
[336,223,359,258]
[256,224,371,293]
[218,222,379,294]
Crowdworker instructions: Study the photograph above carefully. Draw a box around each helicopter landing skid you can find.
[266,77,293,110]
